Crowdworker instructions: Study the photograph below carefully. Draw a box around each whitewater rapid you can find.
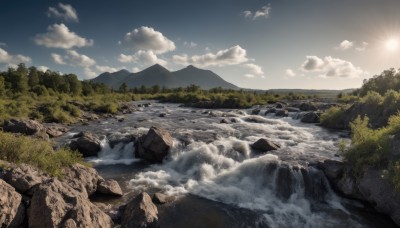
[58,102,393,227]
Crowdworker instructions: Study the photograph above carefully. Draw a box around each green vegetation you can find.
[0,131,86,177]
[320,106,347,129]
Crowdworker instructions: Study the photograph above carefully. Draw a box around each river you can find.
[57,101,397,228]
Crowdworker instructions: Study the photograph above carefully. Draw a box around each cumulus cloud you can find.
[37,66,49,72]
[0,48,31,66]
[301,55,367,78]
[243,5,271,20]
[172,45,248,67]
[95,65,118,73]
[244,74,255,78]
[244,63,264,76]
[123,26,175,54]
[51,53,66,65]
[285,69,296,77]
[184,41,197,48]
[51,50,96,78]
[337,40,354,50]
[356,42,368,51]
[47,3,78,22]
[34,24,93,49]
[118,50,167,66]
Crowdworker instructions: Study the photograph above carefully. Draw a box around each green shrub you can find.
[320,106,346,128]
[362,91,383,106]
[0,132,87,177]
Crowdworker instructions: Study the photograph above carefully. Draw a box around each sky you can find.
[1,0,400,90]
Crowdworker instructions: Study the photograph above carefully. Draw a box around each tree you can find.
[28,66,40,89]
[119,83,128,93]
[65,74,82,96]
[0,75,5,96]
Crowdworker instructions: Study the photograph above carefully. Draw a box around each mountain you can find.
[92,64,239,90]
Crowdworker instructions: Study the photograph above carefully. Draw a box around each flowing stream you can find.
[57,101,396,228]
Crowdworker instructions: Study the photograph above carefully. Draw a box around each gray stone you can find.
[121,192,159,228]
[0,179,25,227]
[135,127,173,163]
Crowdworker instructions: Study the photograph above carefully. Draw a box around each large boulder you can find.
[45,124,68,138]
[121,192,159,228]
[0,179,25,227]
[3,163,49,194]
[152,192,176,205]
[299,102,318,111]
[69,131,102,157]
[62,164,104,198]
[275,109,289,117]
[3,118,48,139]
[135,127,173,163]
[251,138,280,153]
[358,169,400,226]
[29,178,113,228]
[301,111,321,123]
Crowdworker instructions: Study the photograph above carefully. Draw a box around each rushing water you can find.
[58,101,396,228]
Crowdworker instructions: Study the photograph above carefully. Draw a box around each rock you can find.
[317,159,344,180]
[135,127,173,163]
[276,103,285,109]
[62,164,104,198]
[264,108,277,115]
[301,111,321,123]
[121,192,159,228]
[0,179,25,227]
[3,118,48,140]
[107,132,135,148]
[275,164,293,200]
[152,192,176,204]
[286,107,300,113]
[358,169,400,226]
[119,103,136,114]
[299,102,318,111]
[243,116,271,124]
[158,113,167,117]
[29,178,113,228]
[275,109,289,117]
[251,138,280,152]
[220,118,230,124]
[97,180,123,197]
[68,131,102,157]
[251,108,261,115]
[45,124,68,138]
[3,163,49,194]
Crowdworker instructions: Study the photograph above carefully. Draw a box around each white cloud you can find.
[47,3,78,22]
[123,26,175,54]
[0,48,31,66]
[37,66,49,72]
[65,50,96,68]
[243,5,271,20]
[244,74,255,78]
[356,42,368,51]
[118,50,167,66]
[244,63,264,75]
[172,45,248,67]
[34,24,93,49]
[132,67,140,73]
[51,53,66,65]
[184,41,197,48]
[337,40,354,50]
[83,67,96,79]
[285,69,296,77]
[95,65,118,73]
[301,55,367,78]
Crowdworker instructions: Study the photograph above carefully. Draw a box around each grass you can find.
[0,131,88,177]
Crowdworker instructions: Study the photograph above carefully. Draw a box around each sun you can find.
[385,38,399,52]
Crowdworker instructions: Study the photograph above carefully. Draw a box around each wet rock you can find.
[251,138,280,152]
[286,107,300,113]
[264,108,276,115]
[358,169,400,226]
[121,192,159,228]
[29,179,113,228]
[220,118,230,124]
[68,131,102,157]
[317,159,344,180]
[275,109,289,117]
[276,102,285,109]
[116,116,126,122]
[135,127,173,163]
[243,116,271,124]
[3,163,49,194]
[251,108,261,115]
[0,179,25,227]
[159,113,167,117]
[152,192,176,204]
[119,103,136,114]
[301,111,321,123]
[107,132,135,148]
[97,180,123,197]
[299,102,318,111]
[3,118,49,140]
[275,164,293,200]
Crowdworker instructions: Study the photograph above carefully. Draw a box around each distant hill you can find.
[92,64,239,90]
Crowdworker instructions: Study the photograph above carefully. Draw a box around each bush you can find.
[0,132,87,177]
[362,91,383,106]
[320,106,346,128]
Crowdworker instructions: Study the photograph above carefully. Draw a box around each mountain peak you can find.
[143,64,170,73]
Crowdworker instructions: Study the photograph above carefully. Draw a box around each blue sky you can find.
[1,0,400,89]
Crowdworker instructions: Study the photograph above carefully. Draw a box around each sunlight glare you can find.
[386,38,399,52]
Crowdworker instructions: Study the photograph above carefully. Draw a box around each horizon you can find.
[1,0,400,90]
